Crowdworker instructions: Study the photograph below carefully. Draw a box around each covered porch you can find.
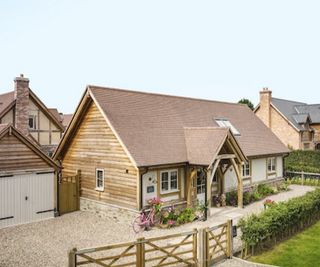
[184,127,247,213]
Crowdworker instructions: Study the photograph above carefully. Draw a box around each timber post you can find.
[227,219,233,258]
[302,171,305,185]
[68,248,77,267]
[136,237,145,267]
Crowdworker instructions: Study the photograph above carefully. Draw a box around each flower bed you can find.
[238,189,320,256]
[225,183,288,207]
[147,198,207,229]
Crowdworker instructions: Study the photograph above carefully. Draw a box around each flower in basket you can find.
[147,197,163,213]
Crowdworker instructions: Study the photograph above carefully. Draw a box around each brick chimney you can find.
[258,87,272,128]
[14,74,30,136]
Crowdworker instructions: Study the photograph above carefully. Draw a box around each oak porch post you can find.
[230,158,243,208]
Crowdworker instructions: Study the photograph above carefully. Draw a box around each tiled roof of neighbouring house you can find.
[87,86,289,167]
[272,97,320,130]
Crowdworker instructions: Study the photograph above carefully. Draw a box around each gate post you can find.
[68,248,77,267]
[198,227,208,267]
[136,237,145,267]
[227,220,233,258]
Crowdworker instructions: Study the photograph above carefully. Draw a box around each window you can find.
[196,170,206,194]
[28,115,37,129]
[96,169,104,191]
[215,119,240,136]
[160,170,178,193]
[267,158,276,173]
[242,162,250,177]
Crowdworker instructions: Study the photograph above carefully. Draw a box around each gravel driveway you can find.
[0,185,314,267]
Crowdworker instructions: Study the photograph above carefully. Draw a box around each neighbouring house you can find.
[53,86,289,217]
[255,88,320,150]
[0,124,59,229]
[0,74,67,156]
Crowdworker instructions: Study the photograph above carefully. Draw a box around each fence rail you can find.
[68,221,233,267]
[285,170,320,185]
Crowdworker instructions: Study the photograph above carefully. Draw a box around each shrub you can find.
[285,150,320,173]
[257,184,274,196]
[238,189,320,248]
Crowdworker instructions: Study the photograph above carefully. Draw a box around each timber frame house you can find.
[54,86,289,215]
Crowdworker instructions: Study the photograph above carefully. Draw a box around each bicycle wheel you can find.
[132,216,144,233]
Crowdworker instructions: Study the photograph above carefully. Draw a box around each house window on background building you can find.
[215,119,240,136]
[267,158,276,173]
[160,170,178,193]
[242,162,250,177]
[95,169,104,191]
[303,143,310,150]
[28,115,37,129]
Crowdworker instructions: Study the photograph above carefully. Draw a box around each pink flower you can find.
[167,220,175,226]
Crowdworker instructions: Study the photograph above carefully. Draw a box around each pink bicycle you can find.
[132,208,156,233]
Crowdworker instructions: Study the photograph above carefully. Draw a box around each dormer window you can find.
[28,115,37,130]
[215,119,240,136]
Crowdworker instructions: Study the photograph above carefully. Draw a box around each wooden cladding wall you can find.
[0,132,50,172]
[61,101,138,209]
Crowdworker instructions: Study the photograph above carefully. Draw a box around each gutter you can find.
[55,160,62,217]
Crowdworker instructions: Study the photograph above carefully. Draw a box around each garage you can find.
[0,124,59,229]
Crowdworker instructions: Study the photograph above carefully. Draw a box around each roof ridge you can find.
[272,97,306,105]
[88,85,247,108]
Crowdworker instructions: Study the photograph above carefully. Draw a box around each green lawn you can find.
[251,220,320,267]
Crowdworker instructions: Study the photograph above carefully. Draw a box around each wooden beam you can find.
[207,159,221,208]
[222,163,232,175]
[230,158,243,208]
[215,154,236,160]
[187,168,196,207]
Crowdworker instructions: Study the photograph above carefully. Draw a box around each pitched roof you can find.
[0,91,14,116]
[0,89,64,130]
[184,127,246,165]
[271,98,320,130]
[81,86,289,167]
[61,114,73,128]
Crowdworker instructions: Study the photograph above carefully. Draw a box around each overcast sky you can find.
[1,1,320,113]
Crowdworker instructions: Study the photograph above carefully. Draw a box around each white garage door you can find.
[0,172,54,229]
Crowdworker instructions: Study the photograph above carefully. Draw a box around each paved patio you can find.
[0,185,314,266]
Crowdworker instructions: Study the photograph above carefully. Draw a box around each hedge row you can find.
[285,150,320,173]
[238,189,320,248]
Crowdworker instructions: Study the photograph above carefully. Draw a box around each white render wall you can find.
[224,156,284,192]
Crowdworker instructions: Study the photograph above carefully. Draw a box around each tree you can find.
[238,98,254,110]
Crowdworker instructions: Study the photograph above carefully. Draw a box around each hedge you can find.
[238,189,320,252]
[285,150,320,173]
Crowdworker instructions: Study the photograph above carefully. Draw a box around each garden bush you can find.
[238,189,320,250]
[285,150,320,173]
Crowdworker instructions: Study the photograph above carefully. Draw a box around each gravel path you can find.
[0,185,314,266]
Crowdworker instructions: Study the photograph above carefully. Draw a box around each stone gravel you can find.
[0,185,314,267]
[215,257,278,267]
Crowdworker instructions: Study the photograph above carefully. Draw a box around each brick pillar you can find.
[258,87,272,128]
[14,74,30,136]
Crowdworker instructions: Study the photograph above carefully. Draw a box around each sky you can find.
[0,1,320,113]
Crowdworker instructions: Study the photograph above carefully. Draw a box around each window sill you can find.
[95,187,104,192]
[160,190,180,196]
[267,172,276,176]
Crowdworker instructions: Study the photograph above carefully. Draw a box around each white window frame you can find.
[28,115,37,130]
[267,158,276,174]
[95,169,105,191]
[160,169,179,194]
[242,161,251,178]
[215,119,240,136]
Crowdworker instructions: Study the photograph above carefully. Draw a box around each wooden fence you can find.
[68,221,233,267]
[285,170,320,185]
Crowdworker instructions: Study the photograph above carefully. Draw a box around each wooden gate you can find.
[69,229,198,267]
[59,170,80,215]
[202,220,232,266]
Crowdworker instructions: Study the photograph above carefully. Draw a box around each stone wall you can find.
[80,197,138,224]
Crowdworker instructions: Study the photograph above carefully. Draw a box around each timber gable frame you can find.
[0,123,59,175]
[53,86,138,170]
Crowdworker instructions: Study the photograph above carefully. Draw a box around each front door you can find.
[196,170,206,204]
[142,171,157,206]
